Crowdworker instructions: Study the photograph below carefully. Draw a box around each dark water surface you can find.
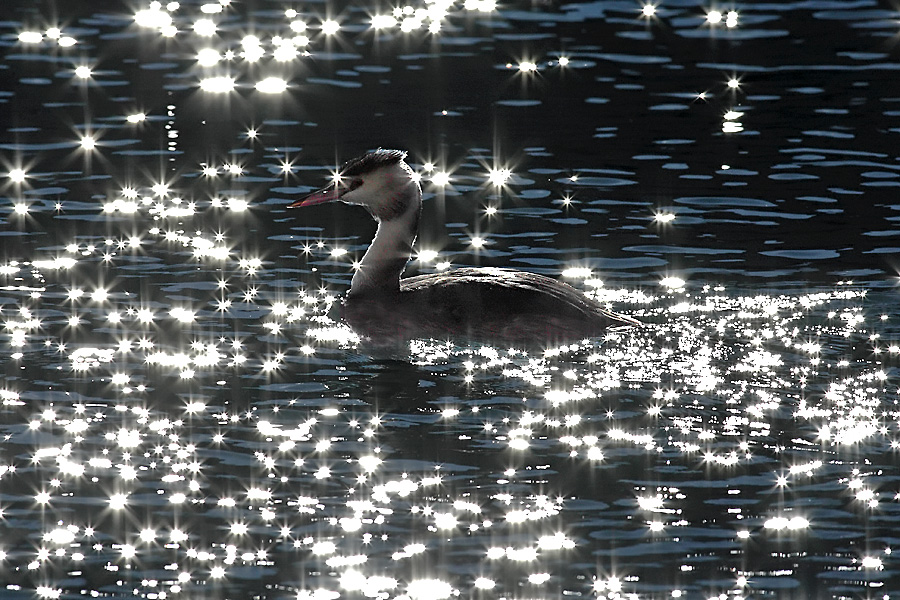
[2,0,900,598]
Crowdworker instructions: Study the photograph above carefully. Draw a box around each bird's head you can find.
[289,149,420,221]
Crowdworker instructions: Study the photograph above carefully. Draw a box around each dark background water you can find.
[2,1,900,599]
[3,0,900,284]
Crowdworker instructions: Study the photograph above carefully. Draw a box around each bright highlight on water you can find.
[1,0,899,598]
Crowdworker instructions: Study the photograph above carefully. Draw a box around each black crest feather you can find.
[341,149,407,177]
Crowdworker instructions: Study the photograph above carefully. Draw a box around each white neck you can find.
[349,185,421,296]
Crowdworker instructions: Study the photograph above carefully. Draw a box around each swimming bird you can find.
[289,149,640,343]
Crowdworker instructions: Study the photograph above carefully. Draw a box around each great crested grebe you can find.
[289,149,640,343]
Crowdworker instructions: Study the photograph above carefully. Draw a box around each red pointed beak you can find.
[288,186,343,208]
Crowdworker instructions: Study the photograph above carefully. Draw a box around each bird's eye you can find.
[347,178,363,192]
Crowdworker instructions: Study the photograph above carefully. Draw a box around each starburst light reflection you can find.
[0,2,897,599]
